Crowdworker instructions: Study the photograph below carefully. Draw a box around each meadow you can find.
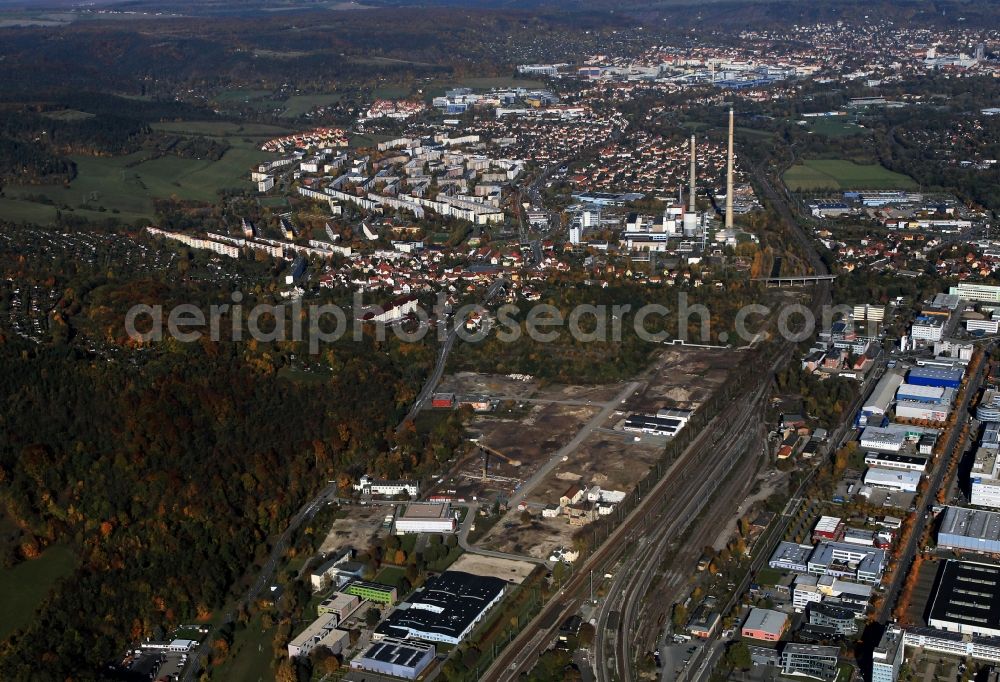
[1,122,283,224]
[0,544,77,640]
[783,158,917,191]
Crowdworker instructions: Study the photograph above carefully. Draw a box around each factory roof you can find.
[400,502,452,520]
[814,516,843,535]
[864,372,904,412]
[376,571,506,642]
[897,383,947,399]
[356,637,434,667]
[929,560,1000,632]
[939,506,1000,544]
[908,366,964,381]
[864,467,922,487]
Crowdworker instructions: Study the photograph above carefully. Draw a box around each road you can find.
[396,277,507,430]
[180,483,341,682]
[507,381,641,511]
[875,347,990,624]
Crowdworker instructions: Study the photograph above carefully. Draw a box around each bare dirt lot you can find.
[319,505,386,555]
[436,372,627,404]
[622,347,740,413]
[448,554,538,584]
[481,515,579,562]
[522,433,663,505]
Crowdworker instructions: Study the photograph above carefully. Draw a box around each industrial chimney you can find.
[725,107,735,230]
[688,134,697,214]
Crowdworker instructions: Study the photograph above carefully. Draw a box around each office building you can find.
[808,542,886,584]
[928,560,1000,637]
[780,643,839,681]
[938,506,1000,554]
[350,637,435,680]
[911,316,945,342]
[344,581,398,605]
[317,592,362,623]
[872,625,905,682]
[863,452,928,472]
[808,602,858,636]
[287,614,350,658]
[972,448,1000,509]
[979,389,1000,422]
[950,283,1000,304]
[769,542,814,573]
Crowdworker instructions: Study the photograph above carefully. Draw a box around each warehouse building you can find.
[741,608,788,641]
[623,413,685,437]
[928,560,1000,637]
[938,506,1000,553]
[812,516,844,542]
[781,643,840,681]
[375,571,507,645]
[907,366,964,390]
[860,372,904,426]
[350,637,435,680]
[394,502,457,535]
[897,383,951,404]
[895,400,951,423]
[865,467,921,492]
[864,452,929,472]
[860,427,906,453]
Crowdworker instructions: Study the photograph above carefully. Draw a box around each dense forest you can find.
[0,332,435,679]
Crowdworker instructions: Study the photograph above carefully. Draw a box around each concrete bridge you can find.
[751,275,836,287]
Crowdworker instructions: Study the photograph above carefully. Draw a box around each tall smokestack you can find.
[725,107,734,229]
[688,134,697,214]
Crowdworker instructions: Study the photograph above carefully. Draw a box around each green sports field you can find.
[783,159,917,191]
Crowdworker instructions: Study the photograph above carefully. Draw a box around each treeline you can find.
[0,137,76,184]
[0,328,435,679]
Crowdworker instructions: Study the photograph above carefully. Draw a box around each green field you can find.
[2,132,272,224]
[152,121,291,138]
[209,614,275,682]
[754,567,784,587]
[375,565,408,590]
[783,159,916,191]
[0,545,77,640]
[803,117,867,138]
[279,94,342,118]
